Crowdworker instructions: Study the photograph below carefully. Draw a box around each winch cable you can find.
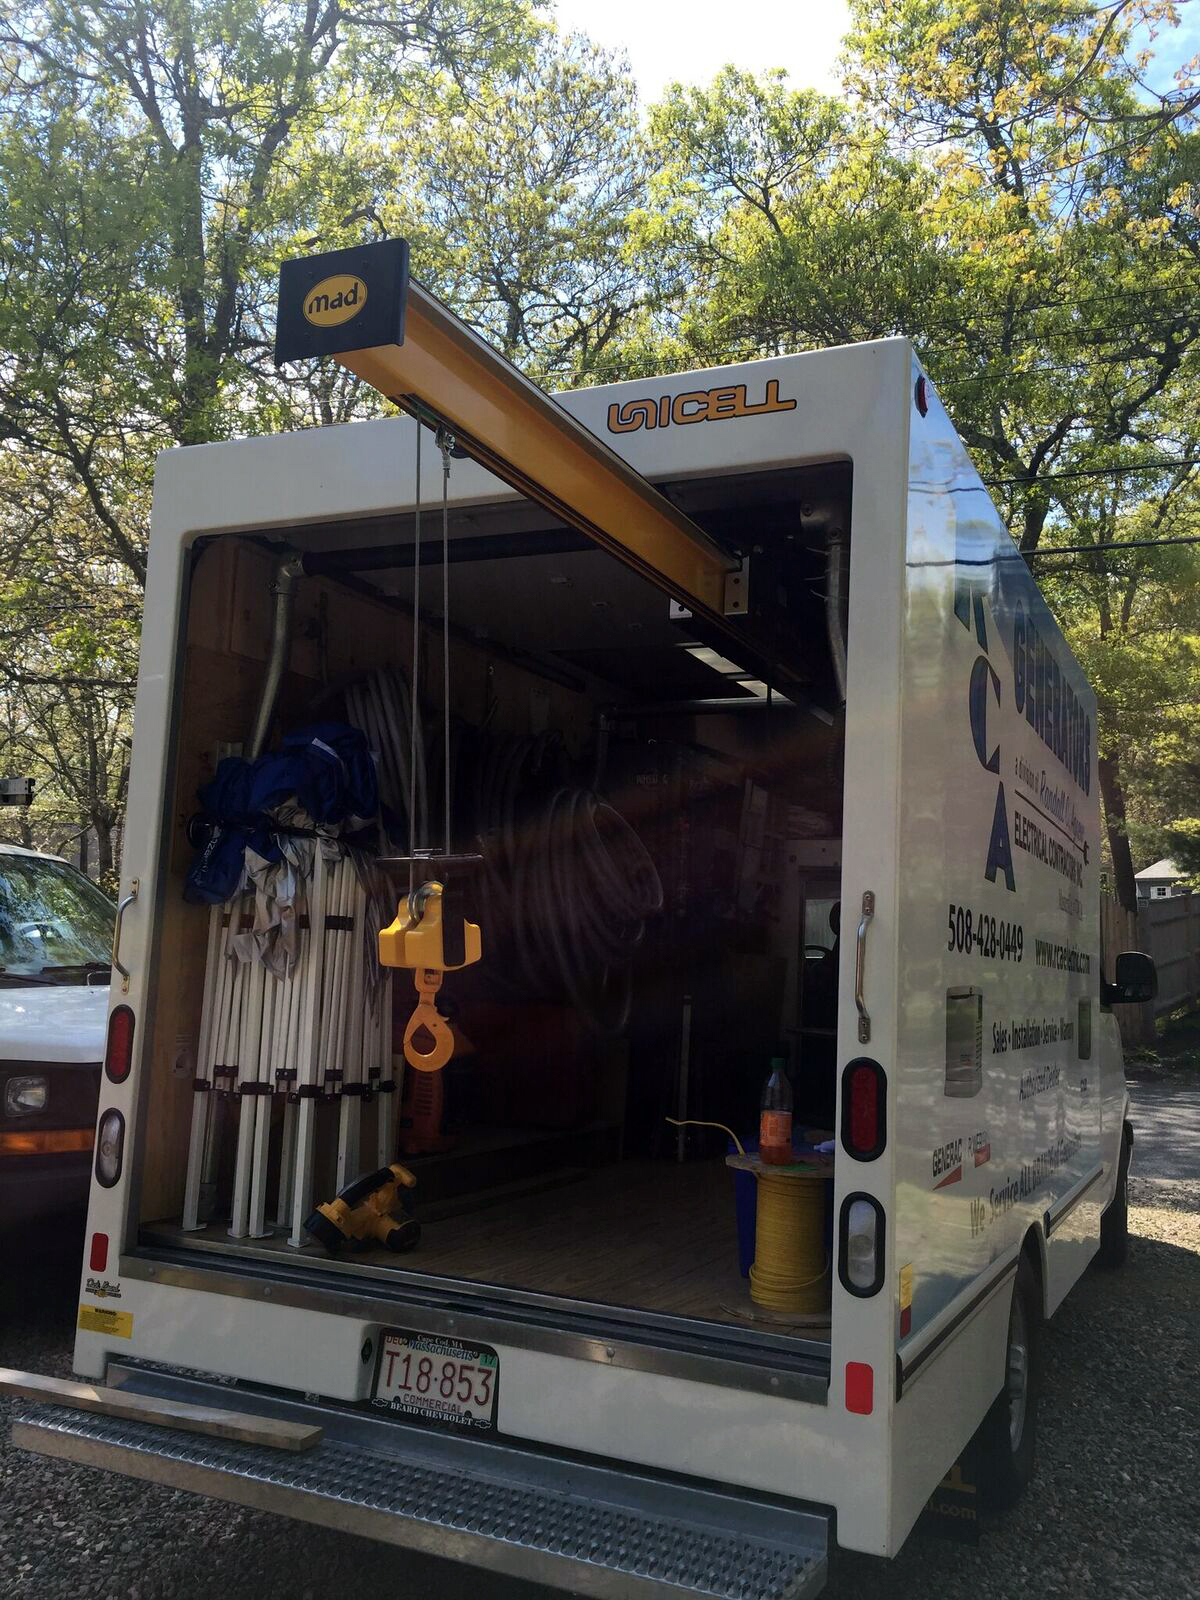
[439,428,453,859]
[407,424,423,899]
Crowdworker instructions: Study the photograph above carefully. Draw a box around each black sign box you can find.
[274,237,409,366]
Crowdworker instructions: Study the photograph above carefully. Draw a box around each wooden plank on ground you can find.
[0,1368,322,1453]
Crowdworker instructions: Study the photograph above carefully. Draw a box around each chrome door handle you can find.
[855,890,875,1043]
[112,878,140,994]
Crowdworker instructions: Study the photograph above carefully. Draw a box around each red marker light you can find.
[842,1059,886,1161]
[846,1361,874,1415]
[104,1005,135,1084]
[89,1232,109,1273]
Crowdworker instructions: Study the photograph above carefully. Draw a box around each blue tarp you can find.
[185,724,378,904]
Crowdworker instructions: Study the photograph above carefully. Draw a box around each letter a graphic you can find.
[985,782,1016,891]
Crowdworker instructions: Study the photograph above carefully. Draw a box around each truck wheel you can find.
[1098,1133,1130,1268]
[976,1253,1041,1510]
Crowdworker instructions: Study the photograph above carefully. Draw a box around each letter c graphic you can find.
[970,655,1001,774]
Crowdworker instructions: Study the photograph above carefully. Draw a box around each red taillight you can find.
[842,1058,886,1161]
[845,1361,874,1415]
[104,1005,135,1084]
[89,1232,109,1272]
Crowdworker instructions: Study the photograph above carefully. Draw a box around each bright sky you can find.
[551,0,1198,106]
[551,0,852,103]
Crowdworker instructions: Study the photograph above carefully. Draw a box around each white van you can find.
[0,844,113,1221]
[8,312,1151,1598]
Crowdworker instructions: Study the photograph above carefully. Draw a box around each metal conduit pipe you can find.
[825,529,848,706]
[247,553,306,760]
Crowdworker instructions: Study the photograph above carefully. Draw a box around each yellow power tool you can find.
[304,1163,420,1255]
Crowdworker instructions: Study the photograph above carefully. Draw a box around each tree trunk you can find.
[1098,752,1137,911]
[94,816,115,890]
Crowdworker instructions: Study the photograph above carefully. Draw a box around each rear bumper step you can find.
[12,1373,828,1600]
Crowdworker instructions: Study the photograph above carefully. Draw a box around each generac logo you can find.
[607,378,796,433]
[303,273,367,328]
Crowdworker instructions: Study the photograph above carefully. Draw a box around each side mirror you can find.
[1102,950,1158,1007]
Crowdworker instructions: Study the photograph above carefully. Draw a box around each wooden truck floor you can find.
[145,1158,832,1336]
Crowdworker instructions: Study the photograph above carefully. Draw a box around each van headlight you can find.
[4,1075,48,1115]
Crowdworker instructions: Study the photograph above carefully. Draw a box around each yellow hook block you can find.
[379,882,482,1074]
[378,881,482,972]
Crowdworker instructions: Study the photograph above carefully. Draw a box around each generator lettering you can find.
[1013,602,1091,795]
[933,1139,963,1178]
[607,379,796,434]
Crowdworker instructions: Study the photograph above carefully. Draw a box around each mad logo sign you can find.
[274,238,409,366]
[303,274,368,328]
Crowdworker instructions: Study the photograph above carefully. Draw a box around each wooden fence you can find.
[1100,891,1200,1047]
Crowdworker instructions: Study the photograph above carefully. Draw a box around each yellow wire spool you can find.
[666,1118,830,1318]
[749,1169,828,1316]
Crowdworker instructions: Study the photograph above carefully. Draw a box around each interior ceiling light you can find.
[683,644,745,677]
[681,646,792,704]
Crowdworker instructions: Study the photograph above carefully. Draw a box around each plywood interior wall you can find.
[140,534,595,1224]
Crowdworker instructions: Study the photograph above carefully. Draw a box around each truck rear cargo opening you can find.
[137,454,852,1346]
[7,246,1150,1600]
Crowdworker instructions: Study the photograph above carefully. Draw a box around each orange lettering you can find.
[671,391,710,424]
[607,399,656,433]
[706,386,742,419]
[741,378,797,416]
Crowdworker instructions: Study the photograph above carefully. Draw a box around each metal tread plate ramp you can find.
[13,1372,827,1600]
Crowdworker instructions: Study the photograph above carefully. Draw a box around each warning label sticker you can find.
[78,1304,133,1338]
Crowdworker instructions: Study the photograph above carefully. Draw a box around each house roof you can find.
[1135,858,1182,881]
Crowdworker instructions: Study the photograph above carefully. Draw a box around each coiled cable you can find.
[466,731,663,1034]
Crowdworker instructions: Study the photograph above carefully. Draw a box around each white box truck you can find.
[9,295,1152,1598]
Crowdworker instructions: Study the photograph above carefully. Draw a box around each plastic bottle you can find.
[759,1056,793,1165]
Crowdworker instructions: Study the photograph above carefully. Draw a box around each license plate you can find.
[371,1329,499,1433]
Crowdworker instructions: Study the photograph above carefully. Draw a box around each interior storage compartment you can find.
[138,458,851,1341]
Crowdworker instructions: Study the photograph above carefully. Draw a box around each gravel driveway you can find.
[2,1079,1197,1599]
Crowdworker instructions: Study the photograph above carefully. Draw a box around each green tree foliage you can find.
[1,0,1197,910]
[629,68,940,364]
[0,2,646,859]
[385,33,647,381]
[630,5,1199,906]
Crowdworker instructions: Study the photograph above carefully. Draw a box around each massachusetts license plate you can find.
[372,1329,499,1433]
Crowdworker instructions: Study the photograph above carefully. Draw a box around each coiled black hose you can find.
[464,731,663,1034]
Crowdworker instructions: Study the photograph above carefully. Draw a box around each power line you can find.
[1028,533,1200,559]
[985,456,1200,486]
